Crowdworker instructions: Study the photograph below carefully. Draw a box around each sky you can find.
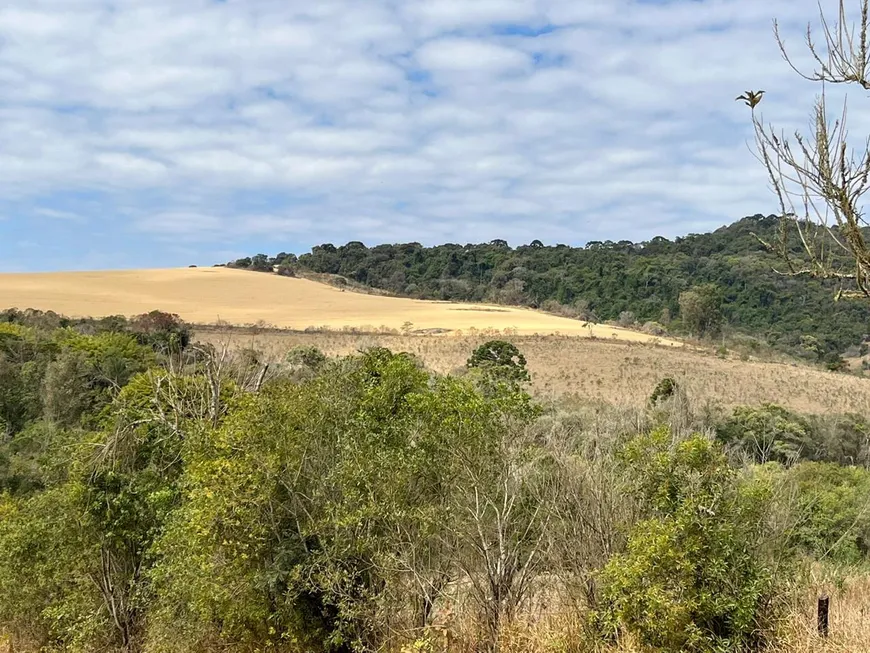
[0,0,866,271]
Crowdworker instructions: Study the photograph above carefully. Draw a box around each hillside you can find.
[230,215,870,362]
[0,267,676,342]
[194,329,870,415]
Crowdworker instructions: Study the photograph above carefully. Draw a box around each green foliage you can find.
[147,347,539,652]
[649,377,679,406]
[679,283,724,338]
[716,405,870,467]
[717,404,815,464]
[786,462,870,563]
[467,340,530,384]
[0,421,77,495]
[129,311,192,353]
[595,430,788,652]
[286,345,328,371]
[230,215,870,358]
[1,312,868,653]
[0,486,109,652]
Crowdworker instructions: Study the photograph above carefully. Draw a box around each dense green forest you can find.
[1,309,869,652]
[227,215,870,364]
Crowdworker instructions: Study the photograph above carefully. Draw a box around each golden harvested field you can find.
[3,266,869,414]
[0,267,676,342]
[196,329,870,414]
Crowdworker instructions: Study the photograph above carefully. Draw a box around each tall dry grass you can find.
[193,327,870,415]
[390,573,870,652]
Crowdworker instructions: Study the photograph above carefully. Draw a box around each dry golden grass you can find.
[4,266,869,413]
[398,573,870,653]
[196,328,870,414]
[773,573,870,653]
[0,267,678,343]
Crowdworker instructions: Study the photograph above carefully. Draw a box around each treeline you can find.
[227,215,870,362]
[1,314,869,652]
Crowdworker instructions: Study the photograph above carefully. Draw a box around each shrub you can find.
[130,311,191,353]
[286,346,328,371]
[618,311,636,327]
[716,404,814,464]
[642,321,667,336]
[594,430,789,652]
[649,377,678,406]
[787,462,870,563]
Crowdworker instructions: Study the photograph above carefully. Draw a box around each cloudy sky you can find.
[0,0,863,271]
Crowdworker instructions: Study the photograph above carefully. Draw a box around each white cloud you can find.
[0,0,858,270]
[416,38,530,75]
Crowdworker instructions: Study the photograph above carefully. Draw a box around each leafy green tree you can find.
[250,253,271,272]
[147,348,541,652]
[286,346,328,371]
[466,340,530,385]
[787,462,870,563]
[41,350,97,427]
[679,284,723,338]
[0,485,109,652]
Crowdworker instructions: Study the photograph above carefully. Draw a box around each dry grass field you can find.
[3,266,870,414]
[196,328,870,414]
[0,267,677,343]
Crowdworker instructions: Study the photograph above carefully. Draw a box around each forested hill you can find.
[226,214,870,360]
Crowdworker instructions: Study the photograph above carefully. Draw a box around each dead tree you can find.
[748,0,870,300]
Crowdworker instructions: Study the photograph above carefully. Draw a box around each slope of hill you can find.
[194,329,870,415]
[0,267,678,342]
[229,215,870,362]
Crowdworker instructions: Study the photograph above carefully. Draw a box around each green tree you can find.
[0,486,108,652]
[787,462,870,563]
[466,340,530,385]
[679,284,723,338]
[716,404,815,464]
[147,348,541,652]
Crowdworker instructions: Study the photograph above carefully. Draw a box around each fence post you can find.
[818,594,830,638]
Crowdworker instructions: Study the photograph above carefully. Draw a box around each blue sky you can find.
[0,0,863,271]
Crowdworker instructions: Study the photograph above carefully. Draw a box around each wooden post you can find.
[818,595,830,638]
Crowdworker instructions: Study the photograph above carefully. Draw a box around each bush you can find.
[716,404,814,464]
[286,346,328,371]
[594,430,790,652]
[130,311,191,353]
[787,462,870,563]
[618,311,636,327]
[649,377,678,406]
[642,321,667,336]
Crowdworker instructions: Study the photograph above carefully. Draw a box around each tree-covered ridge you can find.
[228,215,870,361]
